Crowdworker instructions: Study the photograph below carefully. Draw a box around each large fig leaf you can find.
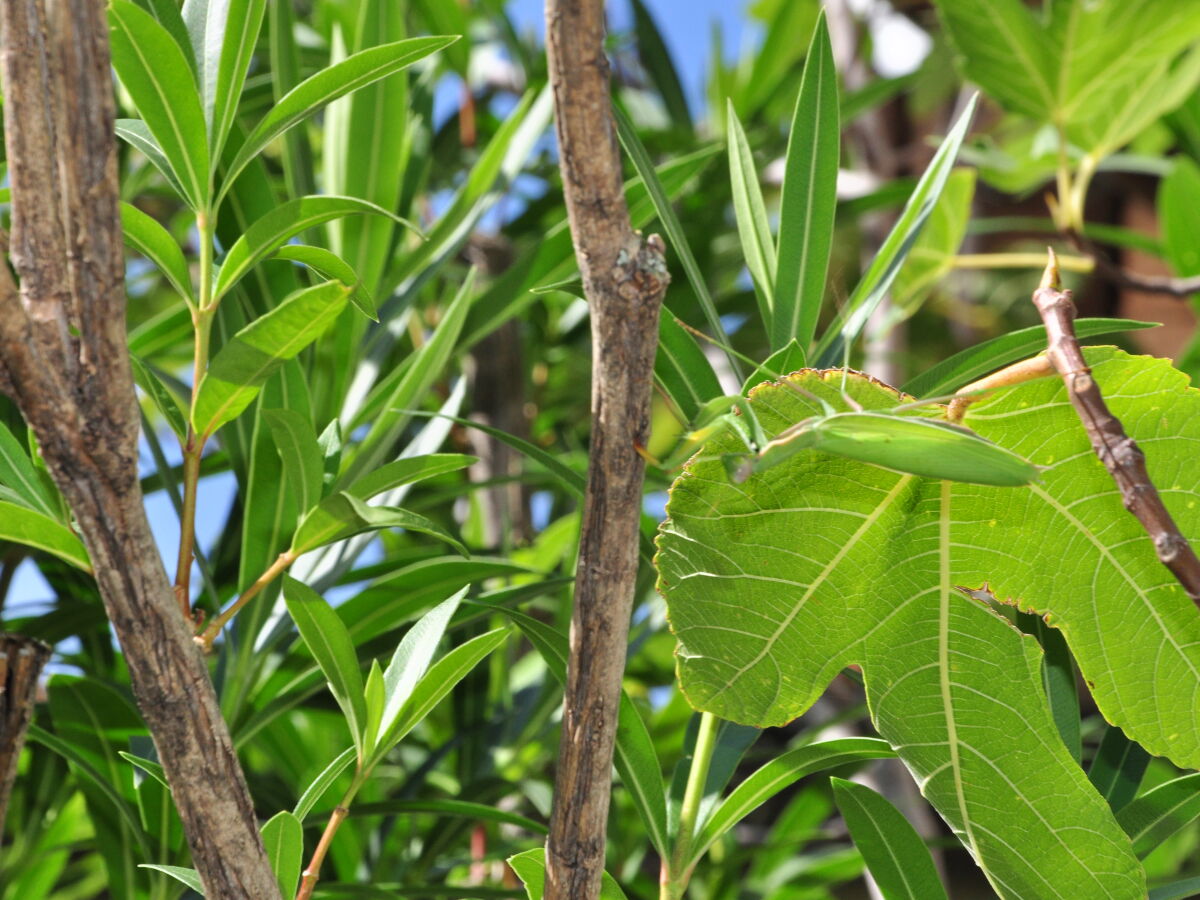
[655,347,1200,899]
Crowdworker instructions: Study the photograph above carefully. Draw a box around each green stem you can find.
[1053,126,1073,233]
[1068,153,1098,234]
[661,712,720,900]
[297,769,367,900]
[174,213,216,618]
[951,252,1093,273]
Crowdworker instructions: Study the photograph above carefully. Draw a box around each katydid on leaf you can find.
[645,318,1043,488]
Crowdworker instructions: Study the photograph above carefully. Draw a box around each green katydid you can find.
[647,319,1045,488]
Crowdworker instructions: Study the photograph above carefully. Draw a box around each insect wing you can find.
[812,413,1039,486]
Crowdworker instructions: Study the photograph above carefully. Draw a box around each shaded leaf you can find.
[832,778,948,900]
[260,810,303,899]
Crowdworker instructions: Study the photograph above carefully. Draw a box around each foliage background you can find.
[3,1,1200,898]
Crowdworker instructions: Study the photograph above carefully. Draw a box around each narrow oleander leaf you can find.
[182,0,267,166]
[1160,156,1200,279]
[193,280,351,437]
[115,119,191,202]
[508,848,629,900]
[726,101,775,325]
[274,244,376,320]
[267,0,316,201]
[630,0,692,131]
[130,355,190,440]
[742,339,807,394]
[772,12,839,352]
[0,423,58,520]
[815,95,978,366]
[263,409,324,513]
[0,502,91,572]
[655,315,727,428]
[362,660,385,759]
[109,0,210,209]
[376,590,464,744]
[293,746,357,823]
[613,105,739,377]
[1117,773,1200,858]
[343,454,476,501]
[890,168,976,321]
[1088,724,1151,813]
[375,628,508,758]
[140,865,205,894]
[324,0,410,299]
[282,576,367,758]
[1150,877,1200,900]
[260,811,303,900]
[138,0,195,69]
[118,751,169,788]
[291,491,467,558]
[902,318,1158,398]
[340,271,474,484]
[120,202,195,304]
[832,778,948,900]
[690,739,895,866]
[27,723,151,860]
[214,195,418,304]
[219,36,458,204]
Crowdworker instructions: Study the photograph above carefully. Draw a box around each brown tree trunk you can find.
[543,1,670,897]
[0,2,281,897]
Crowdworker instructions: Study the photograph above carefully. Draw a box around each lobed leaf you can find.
[657,350,1193,897]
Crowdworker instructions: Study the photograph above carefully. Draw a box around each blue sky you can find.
[508,0,750,114]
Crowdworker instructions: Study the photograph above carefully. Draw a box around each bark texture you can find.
[0,2,281,896]
[543,1,670,897]
[1032,252,1200,605]
[0,633,51,837]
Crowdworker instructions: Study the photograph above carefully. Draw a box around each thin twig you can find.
[1032,248,1200,606]
[543,0,671,896]
[0,3,281,895]
[1068,230,1200,297]
[946,356,1056,423]
[196,550,297,650]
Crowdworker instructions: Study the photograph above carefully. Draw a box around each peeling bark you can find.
[0,2,280,896]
